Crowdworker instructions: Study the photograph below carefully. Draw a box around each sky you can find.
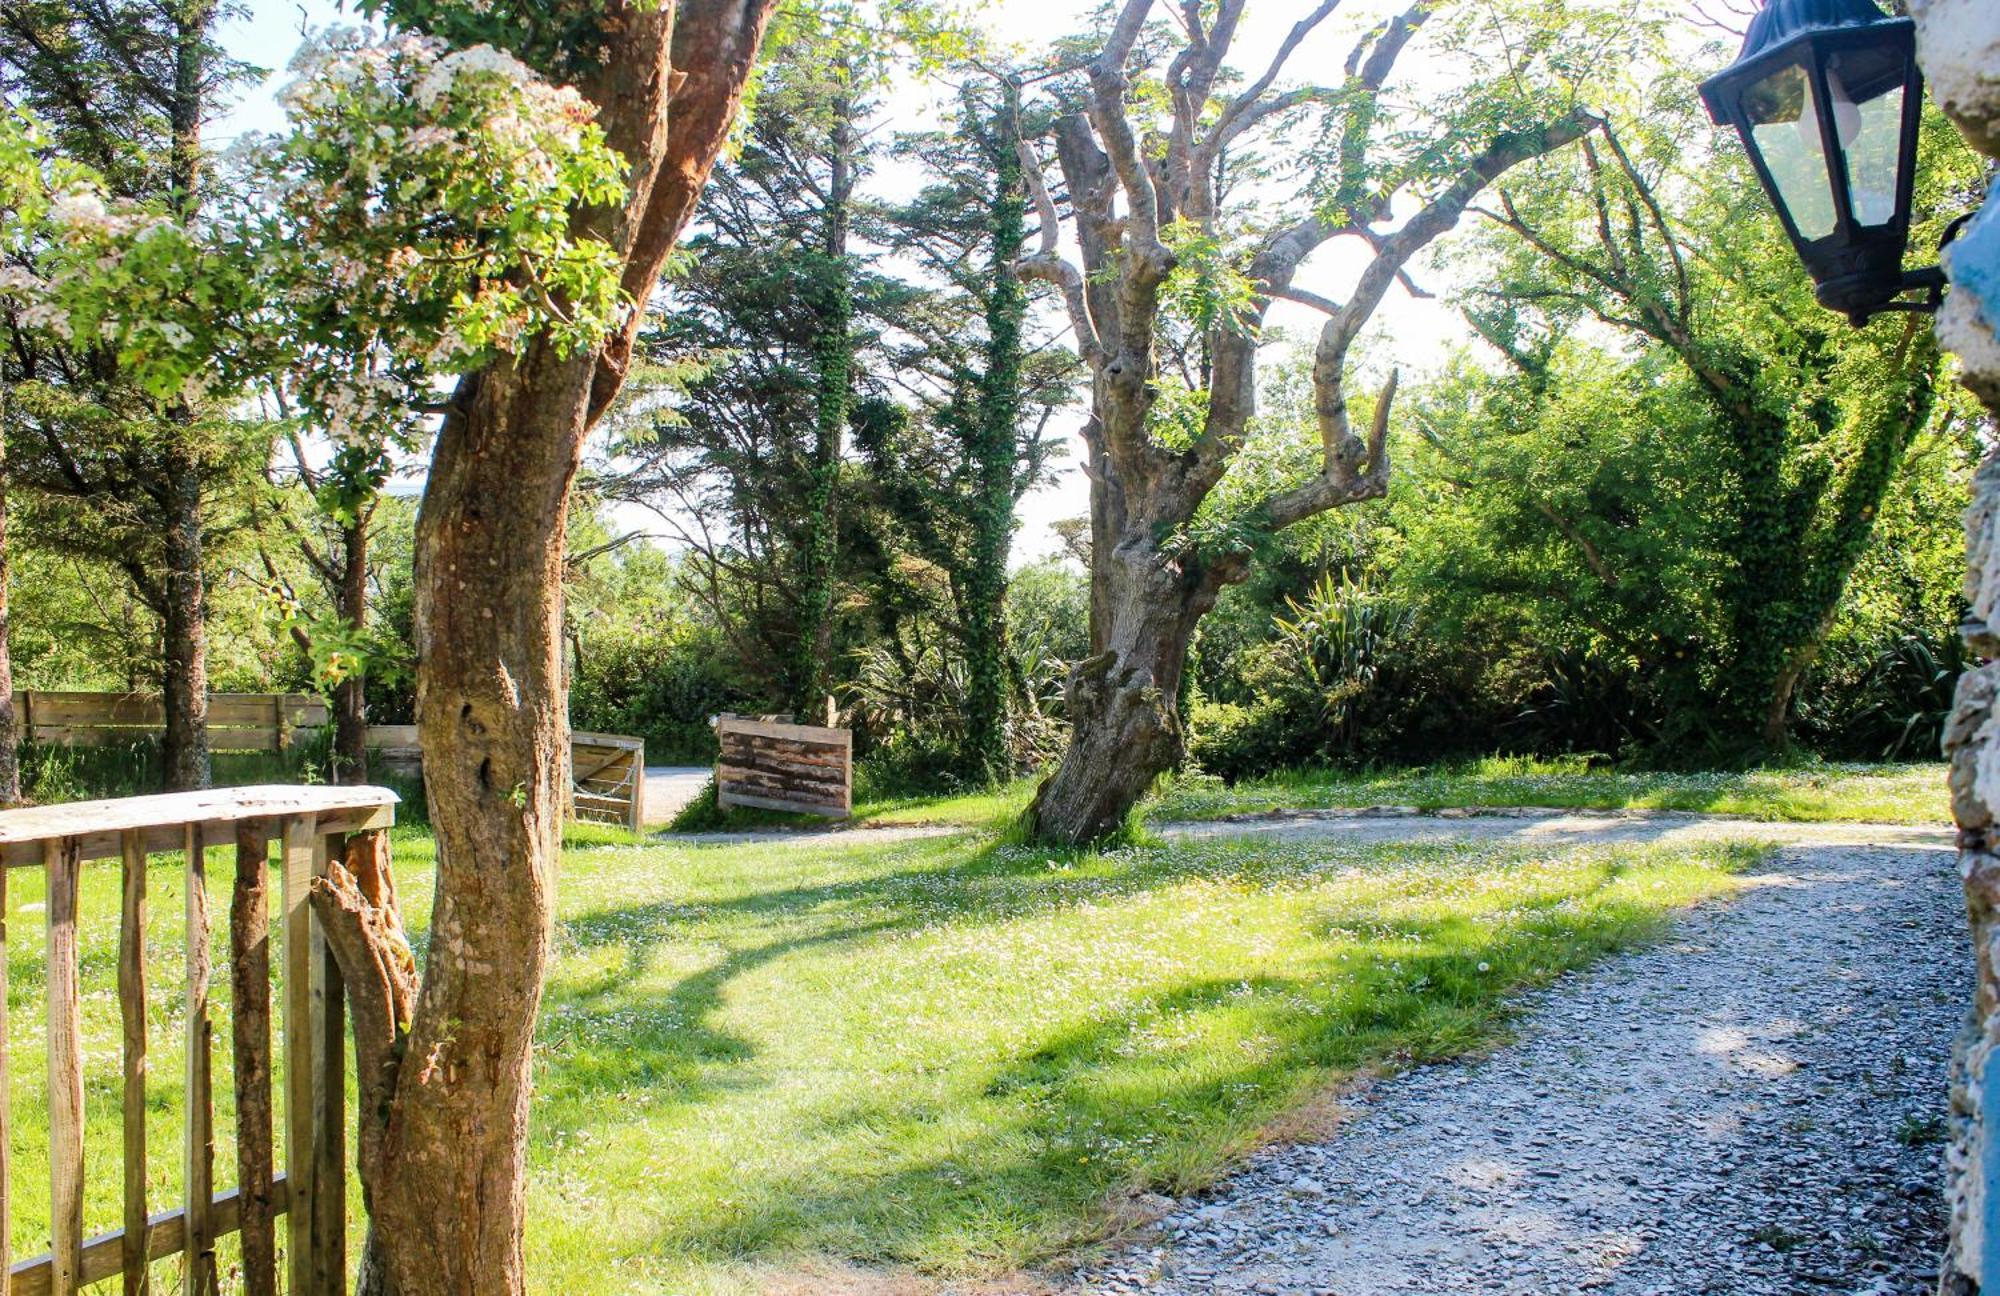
[213,0,1725,565]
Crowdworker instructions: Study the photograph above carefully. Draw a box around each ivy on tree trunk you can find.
[962,88,1029,784]
[791,96,857,725]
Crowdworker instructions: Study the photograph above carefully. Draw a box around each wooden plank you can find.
[716,760,848,788]
[24,693,164,725]
[716,717,850,746]
[230,823,277,1296]
[363,724,420,750]
[714,777,850,811]
[205,699,297,729]
[718,740,849,767]
[0,786,399,869]
[572,732,645,751]
[118,831,148,1296]
[184,825,216,1296]
[310,833,344,1296]
[8,1177,292,1296]
[572,750,634,786]
[45,836,83,1296]
[717,789,849,817]
[281,816,318,1296]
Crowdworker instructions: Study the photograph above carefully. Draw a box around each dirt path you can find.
[1017,836,1965,1296]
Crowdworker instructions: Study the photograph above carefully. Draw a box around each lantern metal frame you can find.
[1699,0,1940,326]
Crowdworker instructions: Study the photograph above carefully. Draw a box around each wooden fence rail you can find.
[0,785,399,1296]
[20,694,329,753]
[367,727,645,830]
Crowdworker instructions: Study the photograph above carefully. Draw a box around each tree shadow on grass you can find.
[527,837,1749,1279]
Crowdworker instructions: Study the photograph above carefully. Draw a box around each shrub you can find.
[569,620,758,762]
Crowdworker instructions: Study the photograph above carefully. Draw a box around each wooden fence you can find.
[715,716,851,818]
[18,694,645,829]
[366,727,645,830]
[20,693,329,753]
[0,784,399,1296]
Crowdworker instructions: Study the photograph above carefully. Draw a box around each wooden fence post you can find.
[185,825,216,1296]
[45,836,82,1296]
[281,815,319,1296]
[311,832,346,1296]
[232,823,278,1296]
[118,830,148,1296]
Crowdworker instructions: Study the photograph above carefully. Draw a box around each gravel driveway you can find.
[1022,837,1968,1296]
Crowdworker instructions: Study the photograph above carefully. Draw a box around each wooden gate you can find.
[0,785,398,1295]
[714,716,852,817]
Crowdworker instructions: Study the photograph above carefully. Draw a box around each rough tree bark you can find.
[0,383,17,806]
[1016,0,1595,845]
[335,514,369,784]
[307,4,776,1293]
[158,445,209,791]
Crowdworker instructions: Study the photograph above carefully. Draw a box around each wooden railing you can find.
[20,694,330,753]
[0,785,400,1296]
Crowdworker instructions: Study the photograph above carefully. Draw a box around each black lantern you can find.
[1699,0,1940,325]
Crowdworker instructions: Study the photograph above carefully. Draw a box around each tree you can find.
[602,5,987,731]
[1464,103,1977,750]
[305,7,776,1290]
[5,7,774,1281]
[857,76,1074,781]
[259,435,404,782]
[0,0,258,789]
[1015,0,1609,844]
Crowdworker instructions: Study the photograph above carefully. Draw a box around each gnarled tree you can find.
[303,3,778,1291]
[1016,0,1606,844]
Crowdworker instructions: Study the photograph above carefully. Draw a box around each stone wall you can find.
[1917,1,2000,1289]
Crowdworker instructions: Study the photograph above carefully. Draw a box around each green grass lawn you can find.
[679,759,1950,837]
[0,817,1764,1292]
[1146,757,1952,826]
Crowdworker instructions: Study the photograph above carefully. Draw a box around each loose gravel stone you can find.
[1028,840,1967,1295]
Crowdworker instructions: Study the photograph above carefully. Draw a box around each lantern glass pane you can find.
[1828,50,1906,227]
[1743,63,1837,241]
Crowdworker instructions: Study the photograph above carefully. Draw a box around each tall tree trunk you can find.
[0,385,16,806]
[963,92,1028,785]
[335,517,369,784]
[155,0,214,793]
[159,446,209,791]
[357,356,582,1294]
[306,7,776,1291]
[791,95,855,723]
